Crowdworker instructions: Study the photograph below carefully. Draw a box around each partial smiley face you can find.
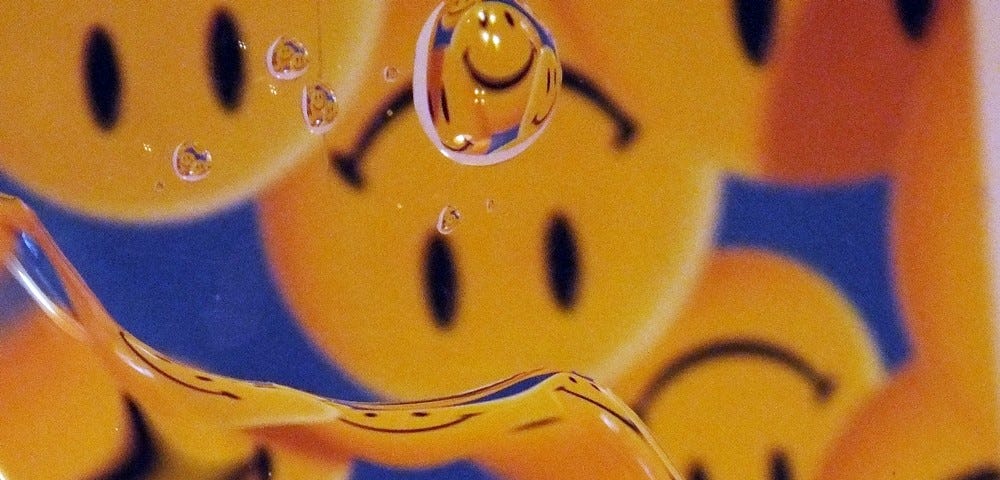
[0,1,383,222]
[260,0,808,400]
[616,251,882,480]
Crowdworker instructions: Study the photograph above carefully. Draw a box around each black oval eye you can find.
[83,27,122,130]
[734,0,777,65]
[771,451,793,480]
[689,464,709,480]
[424,234,459,329]
[546,214,580,310]
[895,0,935,40]
[955,465,1000,480]
[208,9,245,111]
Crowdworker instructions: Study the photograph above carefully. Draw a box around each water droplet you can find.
[302,82,338,134]
[267,36,309,80]
[172,142,212,182]
[268,84,279,96]
[436,205,462,235]
[153,181,165,192]
[413,0,562,166]
[396,202,404,209]
[386,108,394,117]
[383,66,400,82]
[485,198,495,212]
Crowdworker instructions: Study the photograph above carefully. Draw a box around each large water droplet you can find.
[172,142,212,182]
[413,0,562,166]
[267,36,310,80]
[436,205,462,235]
[302,82,339,134]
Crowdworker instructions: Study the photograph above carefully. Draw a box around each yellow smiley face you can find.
[0,1,382,222]
[260,0,806,400]
[613,250,882,479]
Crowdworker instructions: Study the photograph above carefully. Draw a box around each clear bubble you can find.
[302,83,339,134]
[172,142,212,182]
[413,0,562,166]
[267,36,310,80]
[383,66,400,82]
[436,205,462,235]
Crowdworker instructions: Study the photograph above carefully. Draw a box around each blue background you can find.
[0,172,909,479]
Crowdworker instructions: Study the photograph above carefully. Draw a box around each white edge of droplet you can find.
[265,37,307,81]
[971,0,1000,425]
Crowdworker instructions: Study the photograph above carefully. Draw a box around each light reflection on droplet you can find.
[413,0,562,166]
[267,36,310,80]
[436,205,462,235]
[302,83,338,134]
[172,142,212,182]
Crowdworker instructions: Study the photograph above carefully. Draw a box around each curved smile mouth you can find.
[463,47,535,90]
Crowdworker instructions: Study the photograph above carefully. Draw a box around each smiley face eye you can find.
[895,0,935,40]
[770,451,793,480]
[83,26,122,130]
[688,463,709,480]
[424,234,460,329]
[733,0,777,65]
[545,214,580,311]
[207,9,245,111]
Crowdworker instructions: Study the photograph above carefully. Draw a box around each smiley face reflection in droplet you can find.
[414,0,562,166]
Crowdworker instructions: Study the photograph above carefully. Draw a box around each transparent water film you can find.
[413,0,562,166]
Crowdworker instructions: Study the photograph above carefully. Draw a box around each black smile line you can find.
[531,101,555,125]
[330,65,636,188]
[345,370,542,411]
[632,339,835,419]
[555,387,642,436]
[338,412,481,434]
[463,47,535,90]
[120,331,240,400]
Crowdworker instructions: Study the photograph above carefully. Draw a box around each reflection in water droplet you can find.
[172,142,212,182]
[267,36,310,80]
[413,0,562,166]
[436,205,462,235]
[383,66,400,82]
[302,83,338,134]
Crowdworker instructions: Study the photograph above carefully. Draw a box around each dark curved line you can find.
[954,465,1000,480]
[343,371,543,410]
[531,100,555,125]
[555,387,641,436]
[561,65,637,148]
[511,416,562,433]
[632,339,835,419]
[329,65,637,187]
[463,47,535,90]
[331,85,414,189]
[120,331,240,400]
[338,412,481,434]
[89,397,159,480]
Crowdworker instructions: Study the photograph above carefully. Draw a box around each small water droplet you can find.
[396,202,404,209]
[386,109,394,117]
[486,198,495,212]
[153,181,165,192]
[302,82,338,134]
[268,84,279,96]
[142,143,153,153]
[267,36,310,80]
[383,66,400,82]
[436,205,462,235]
[172,142,212,182]
[414,0,562,166]
[237,40,247,50]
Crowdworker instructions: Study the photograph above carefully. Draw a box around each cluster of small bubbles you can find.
[267,36,310,80]
[302,83,338,134]
[142,143,153,153]
[172,142,212,182]
[383,66,400,82]
[268,84,279,96]
[436,205,462,235]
